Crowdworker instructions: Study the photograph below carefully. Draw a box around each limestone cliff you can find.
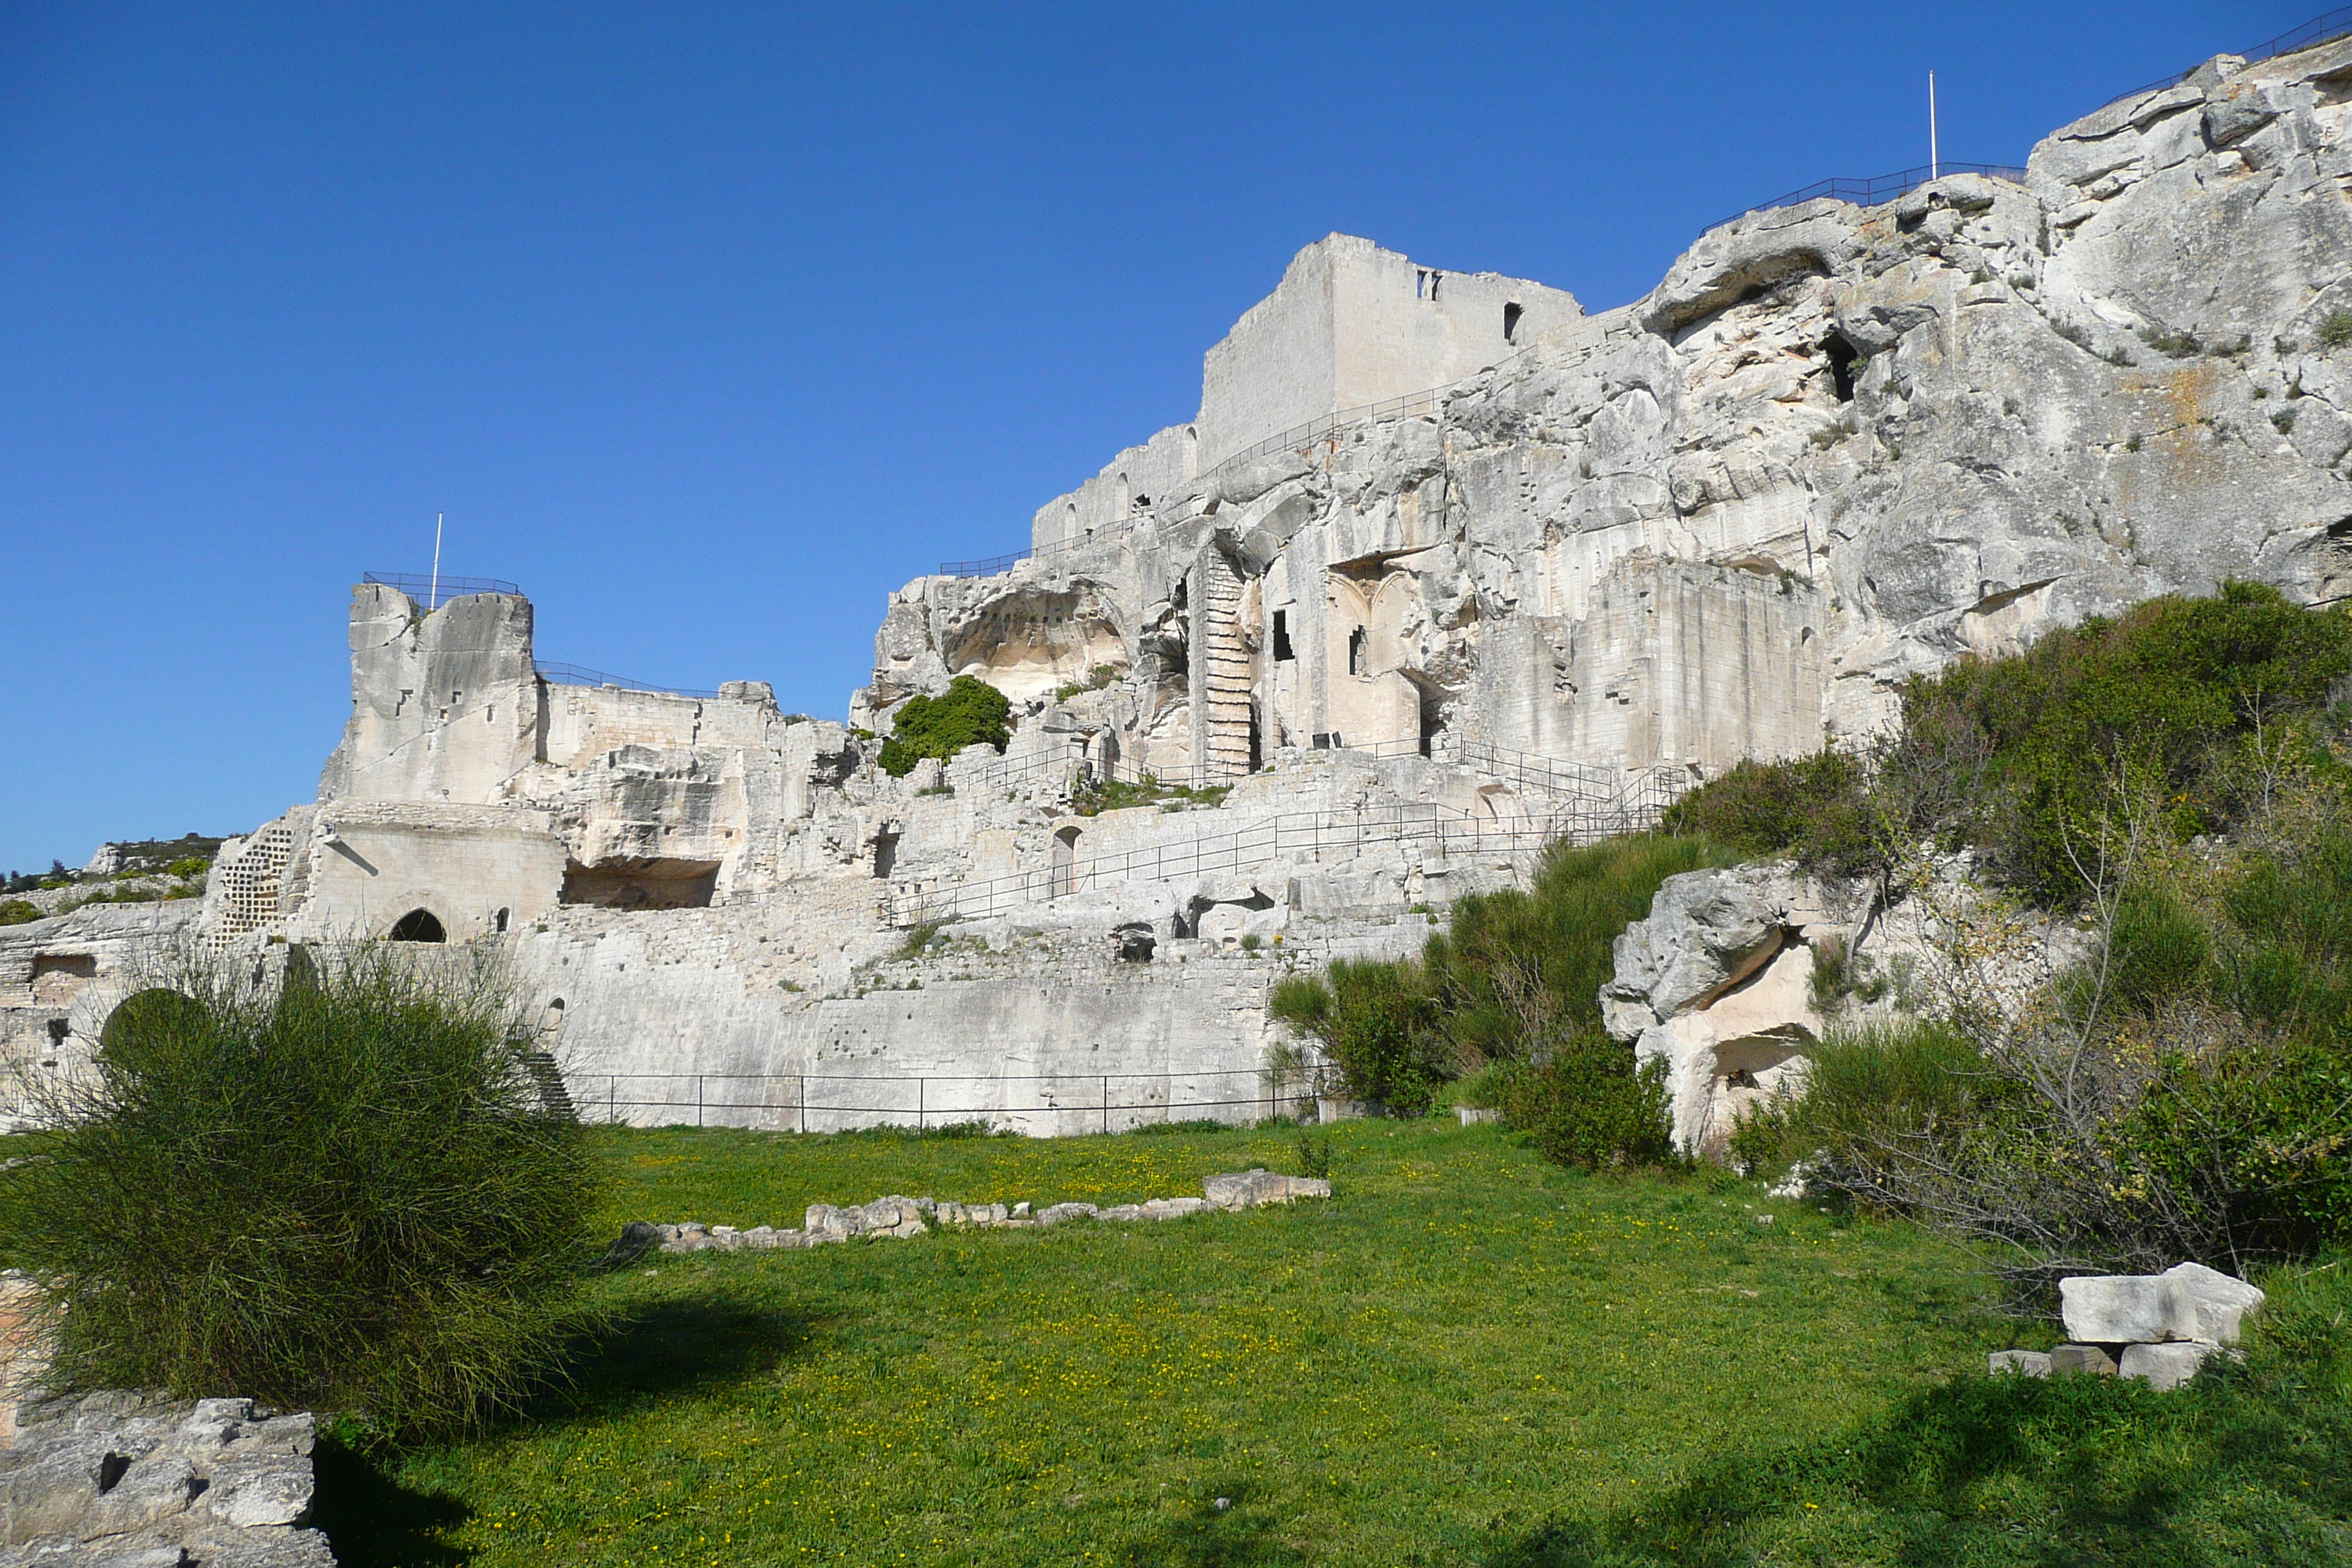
[864,39,2352,785]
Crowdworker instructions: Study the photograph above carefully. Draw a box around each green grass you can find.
[316,1118,2024,1565]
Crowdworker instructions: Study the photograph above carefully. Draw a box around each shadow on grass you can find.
[309,1436,472,1568]
[311,1290,810,1563]
[1483,1357,2352,1568]
[1116,1482,1310,1568]
[545,1288,813,1420]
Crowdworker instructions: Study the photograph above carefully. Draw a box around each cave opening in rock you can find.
[560,859,721,911]
[1823,336,1860,402]
[389,908,446,943]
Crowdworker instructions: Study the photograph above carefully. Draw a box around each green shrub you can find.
[1269,960,1448,1115]
[0,943,600,1434]
[2317,309,2352,350]
[1494,1036,1677,1172]
[876,676,1011,777]
[1660,583,2352,902]
[1271,834,1733,1154]
[0,899,40,927]
[1727,1019,1989,1187]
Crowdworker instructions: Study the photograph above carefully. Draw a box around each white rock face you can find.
[1600,862,1847,1154]
[2119,1341,2224,1391]
[2059,1262,2265,1346]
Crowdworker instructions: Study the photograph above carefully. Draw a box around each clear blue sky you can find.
[0,1,2300,872]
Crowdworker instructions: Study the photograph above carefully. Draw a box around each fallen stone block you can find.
[2048,1343,2119,1376]
[1987,1349,2051,1377]
[2163,1262,2264,1346]
[1036,1202,1098,1226]
[1099,1204,1145,1221]
[1203,1169,1333,1210]
[2060,1262,2265,1345]
[2119,1340,2222,1391]
[1455,1106,1499,1126]
[1141,1197,1211,1220]
[2061,1274,2194,1343]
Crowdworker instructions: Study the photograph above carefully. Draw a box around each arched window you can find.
[494,907,510,933]
[389,908,446,943]
[1503,301,1523,343]
[1183,425,1199,479]
[1115,474,1131,520]
[1052,826,1082,900]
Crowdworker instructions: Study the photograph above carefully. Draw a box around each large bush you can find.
[1271,833,1733,1161]
[877,676,1011,777]
[0,943,600,1433]
[1662,581,2352,900]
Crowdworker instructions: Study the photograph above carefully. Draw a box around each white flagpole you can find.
[1929,71,1940,181]
[430,512,444,611]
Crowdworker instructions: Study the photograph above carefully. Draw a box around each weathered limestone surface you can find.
[1600,862,1850,1155]
[2061,1262,2266,1346]
[0,1392,331,1564]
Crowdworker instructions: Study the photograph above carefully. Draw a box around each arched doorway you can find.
[1051,826,1081,900]
[389,908,446,943]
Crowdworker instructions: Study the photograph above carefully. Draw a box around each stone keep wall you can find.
[1029,235,1583,552]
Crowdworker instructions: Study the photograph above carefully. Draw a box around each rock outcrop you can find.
[1600,862,1850,1155]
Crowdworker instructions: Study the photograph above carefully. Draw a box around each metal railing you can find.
[1716,162,2028,233]
[2106,7,2352,108]
[569,1066,1312,1132]
[361,571,521,609]
[534,661,721,701]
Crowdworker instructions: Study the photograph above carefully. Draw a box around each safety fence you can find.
[2107,7,2352,108]
[566,1065,1311,1132]
[1719,162,2027,233]
[533,661,721,701]
[361,571,521,610]
[948,731,1684,808]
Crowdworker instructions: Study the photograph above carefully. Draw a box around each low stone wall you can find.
[1989,1262,2266,1391]
[609,1167,1333,1259]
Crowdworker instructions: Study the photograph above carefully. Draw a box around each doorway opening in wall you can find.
[1052,826,1080,900]
[1348,626,1368,676]
[1273,610,1294,661]
[1824,336,1860,402]
[494,907,510,933]
[1248,705,1262,774]
[389,909,446,943]
[1503,302,1523,343]
[872,832,900,881]
[559,859,721,911]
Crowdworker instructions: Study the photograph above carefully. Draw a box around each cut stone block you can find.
[1455,1106,1499,1126]
[2119,1340,2221,1391]
[1203,1169,1333,1210]
[2048,1343,2119,1376]
[1987,1349,2051,1377]
[2162,1262,2264,1346]
[2060,1263,2266,1345]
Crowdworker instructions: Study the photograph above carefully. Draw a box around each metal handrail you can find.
[361,571,521,609]
[1713,162,2028,233]
[568,1065,1317,1132]
[2103,7,2352,108]
[534,661,720,701]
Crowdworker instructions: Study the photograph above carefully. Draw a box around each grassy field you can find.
[312,1117,2043,1566]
